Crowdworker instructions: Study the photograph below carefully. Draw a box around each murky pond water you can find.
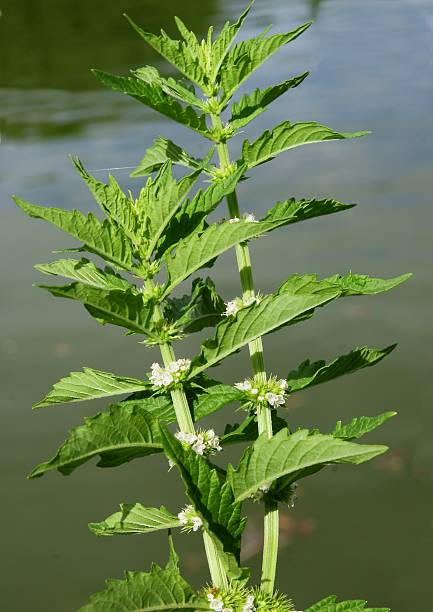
[1,0,432,610]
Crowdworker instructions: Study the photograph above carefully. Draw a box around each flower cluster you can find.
[234,375,289,411]
[228,212,259,224]
[177,505,203,532]
[223,294,261,317]
[149,358,190,388]
[207,593,233,612]
[175,429,222,456]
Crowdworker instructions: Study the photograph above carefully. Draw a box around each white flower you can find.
[223,300,241,316]
[265,392,286,407]
[244,212,258,223]
[279,379,288,390]
[149,359,191,387]
[175,431,196,445]
[175,429,222,457]
[168,458,175,471]
[229,217,240,223]
[234,379,252,392]
[178,505,203,532]
[243,595,256,612]
[207,594,233,612]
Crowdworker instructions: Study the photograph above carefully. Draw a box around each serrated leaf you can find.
[163,214,304,295]
[39,283,157,338]
[92,70,214,140]
[192,383,244,422]
[164,277,225,334]
[124,15,209,91]
[332,412,397,440]
[241,120,370,169]
[156,164,246,258]
[89,504,180,536]
[73,158,137,241]
[33,368,149,409]
[135,64,206,109]
[263,196,355,227]
[305,596,389,612]
[287,345,397,392]
[35,259,136,292]
[211,0,255,79]
[277,272,411,297]
[131,136,208,177]
[137,162,200,258]
[160,426,246,562]
[228,428,388,502]
[28,403,163,478]
[13,197,137,273]
[218,22,312,104]
[228,72,309,131]
[189,286,340,376]
[79,566,208,612]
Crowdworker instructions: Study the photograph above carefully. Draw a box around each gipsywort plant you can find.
[15,2,409,610]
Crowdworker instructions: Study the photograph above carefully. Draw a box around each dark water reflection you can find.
[1,1,432,611]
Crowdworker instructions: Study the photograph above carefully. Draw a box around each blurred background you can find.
[1,0,432,610]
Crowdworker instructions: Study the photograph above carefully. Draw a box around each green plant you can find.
[15,2,409,610]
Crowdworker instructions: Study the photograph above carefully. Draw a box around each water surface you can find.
[1,1,432,610]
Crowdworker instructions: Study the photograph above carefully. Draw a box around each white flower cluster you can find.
[223,294,261,317]
[175,429,222,456]
[177,505,203,532]
[149,358,191,387]
[228,212,258,224]
[242,595,256,612]
[207,593,233,612]
[234,375,288,409]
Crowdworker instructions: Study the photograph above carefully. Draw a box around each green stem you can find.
[211,113,279,594]
[147,281,228,588]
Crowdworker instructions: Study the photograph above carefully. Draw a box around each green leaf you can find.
[218,22,312,104]
[228,428,388,502]
[35,259,136,292]
[73,158,137,241]
[332,412,397,440]
[156,163,246,258]
[287,345,397,392]
[277,272,411,297]
[160,425,246,562]
[228,72,309,131]
[33,368,149,409]
[192,383,244,422]
[137,162,200,258]
[89,504,180,536]
[79,566,208,611]
[163,213,306,295]
[189,286,340,376]
[240,120,370,169]
[124,15,209,91]
[164,277,225,334]
[13,197,137,273]
[39,283,157,338]
[28,403,164,478]
[305,596,389,612]
[221,411,287,446]
[263,196,355,226]
[134,64,205,109]
[211,0,255,79]
[92,70,214,140]
[131,136,209,177]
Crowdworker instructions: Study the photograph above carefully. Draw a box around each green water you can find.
[1,0,432,610]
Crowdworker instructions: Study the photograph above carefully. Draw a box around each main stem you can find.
[147,281,228,589]
[211,114,279,594]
